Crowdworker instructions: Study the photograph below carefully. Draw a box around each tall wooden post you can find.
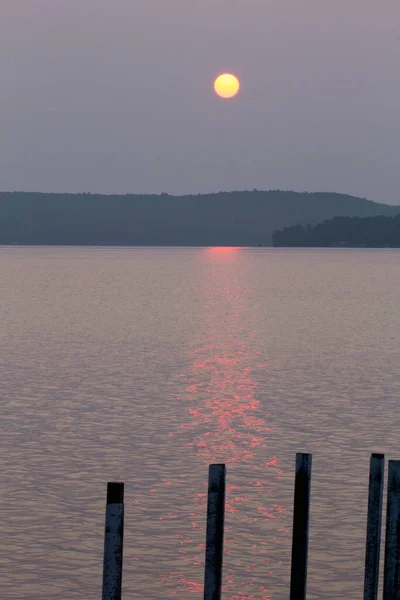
[383,461,400,600]
[290,453,312,600]
[363,453,385,600]
[102,482,124,600]
[203,464,226,600]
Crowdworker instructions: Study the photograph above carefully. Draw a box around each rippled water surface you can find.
[1,246,399,599]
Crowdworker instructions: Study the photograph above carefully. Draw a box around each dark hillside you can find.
[273,214,400,247]
[1,190,398,246]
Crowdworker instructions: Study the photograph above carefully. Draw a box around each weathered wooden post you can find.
[102,482,124,600]
[203,464,226,600]
[383,461,400,600]
[290,453,312,600]
[363,453,385,600]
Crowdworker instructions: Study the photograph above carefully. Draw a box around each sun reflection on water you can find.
[164,248,287,599]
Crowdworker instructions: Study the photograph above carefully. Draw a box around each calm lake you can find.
[1,246,399,600]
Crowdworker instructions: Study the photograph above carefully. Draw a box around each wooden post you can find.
[203,464,226,600]
[102,482,124,600]
[363,453,385,600]
[383,461,400,600]
[290,453,312,600]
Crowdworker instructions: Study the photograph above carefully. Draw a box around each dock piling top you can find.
[107,482,124,504]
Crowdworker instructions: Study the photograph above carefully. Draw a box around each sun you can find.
[214,73,240,99]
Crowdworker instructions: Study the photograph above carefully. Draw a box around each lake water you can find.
[0,246,399,600]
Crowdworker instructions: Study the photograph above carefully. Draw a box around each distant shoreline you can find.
[272,214,400,248]
[2,244,400,250]
[2,190,399,247]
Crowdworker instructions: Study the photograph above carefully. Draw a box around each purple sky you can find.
[1,0,399,203]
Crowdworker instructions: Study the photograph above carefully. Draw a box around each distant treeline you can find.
[272,215,400,247]
[0,190,399,246]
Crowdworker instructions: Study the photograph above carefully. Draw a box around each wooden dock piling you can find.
[383,461,400,600]
[363,453,385,600]
[102,482,124,600]
[290,453,312,600]
[203,464,226,600]
[93,453,400,599]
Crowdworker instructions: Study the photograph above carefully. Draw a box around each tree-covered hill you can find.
[1,190,398,246]
[272,214,400,247]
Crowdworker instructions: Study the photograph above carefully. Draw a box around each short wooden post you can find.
[102,482,124,600]
[290,453,312,600]
[363,453,385,600]
[383,461,400,600]
[203,464,226,600]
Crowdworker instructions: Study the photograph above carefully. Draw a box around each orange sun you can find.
[213,73,240,99]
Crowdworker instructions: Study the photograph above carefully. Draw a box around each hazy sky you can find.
[1,0,399,203]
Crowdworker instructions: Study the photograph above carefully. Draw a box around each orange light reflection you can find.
[165,248,286,599]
